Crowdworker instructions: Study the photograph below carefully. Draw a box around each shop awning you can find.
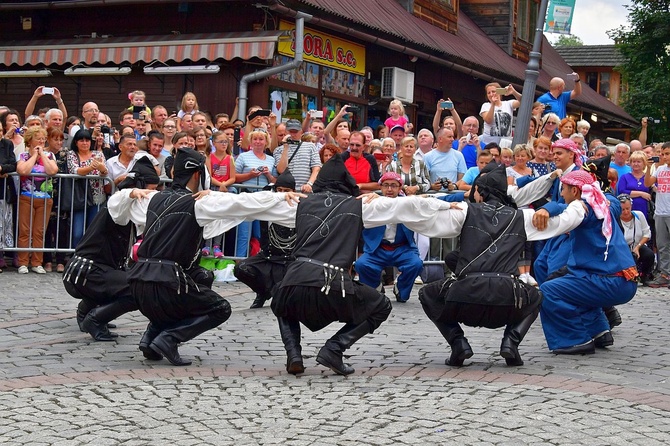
[0,31,285,67]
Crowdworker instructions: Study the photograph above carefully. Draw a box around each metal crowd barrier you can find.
[1,172,111,255]
[0,174,453,267]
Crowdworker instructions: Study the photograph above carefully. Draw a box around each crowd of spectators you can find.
[0,75,665,292]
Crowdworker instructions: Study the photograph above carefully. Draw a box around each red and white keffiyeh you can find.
[553,138,585,168]
[561,169,612,260]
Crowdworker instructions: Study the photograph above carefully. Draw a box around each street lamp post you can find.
[512,0,550,149]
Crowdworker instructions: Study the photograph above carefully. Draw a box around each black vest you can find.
[281,192,362,291]
[137,188,202,269]
[456,201,526,277]
[74,207,132,269]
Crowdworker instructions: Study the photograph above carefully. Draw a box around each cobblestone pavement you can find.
[1,272,669,445]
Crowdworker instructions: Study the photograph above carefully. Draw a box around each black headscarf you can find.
[274,169,296,191]
[472,163,517,208]
[312,153,360,196]
[172,147,206,189]
[117,156,160,190]
[582,155,612,194]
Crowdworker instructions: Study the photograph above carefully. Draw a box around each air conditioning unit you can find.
[381,67,414,103]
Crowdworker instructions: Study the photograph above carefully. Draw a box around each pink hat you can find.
[378,171,404,186]
[561,170,612,260]
[553,138,584,167]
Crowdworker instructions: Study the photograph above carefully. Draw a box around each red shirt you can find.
[344,154,372,184]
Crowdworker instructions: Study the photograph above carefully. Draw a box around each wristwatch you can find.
[306,181,314,187]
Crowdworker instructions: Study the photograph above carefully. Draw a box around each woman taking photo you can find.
[16,127,58,274]
[67,129,108,248]
[1,109,25,157]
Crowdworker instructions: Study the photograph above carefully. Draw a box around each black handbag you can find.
[59,176,92,212]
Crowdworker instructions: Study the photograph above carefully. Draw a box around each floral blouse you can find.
[67,150,107,205]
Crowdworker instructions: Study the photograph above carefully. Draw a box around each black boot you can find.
[138,323,163,360]
[81,297,137,341]
[149,313,226,366]
[277,317,304,374]
[76,300,96,332]
[603,306,622,329]
[250,292,269,309]
[432,321,473,367]
[500,308,539,366]
[316,321,371,375]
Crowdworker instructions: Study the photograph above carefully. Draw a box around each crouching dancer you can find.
[271,155,393,376]
[233,170,297,309]
[63,156,159,341]
[108,148,302,366]
[418,164,588,366]
[537,170,637,354]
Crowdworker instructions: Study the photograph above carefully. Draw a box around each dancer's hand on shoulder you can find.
[192,190,210,200]
[357,192,380,204]
[285,191,307,206]
[532,208,549,230]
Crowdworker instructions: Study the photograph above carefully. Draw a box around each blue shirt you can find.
[451,141,485,169]
[462,166,480,185]
[537,90,572,120]
[423,148,467,184]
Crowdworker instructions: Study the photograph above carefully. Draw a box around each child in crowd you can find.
[177,92,199,119]
[127,90,152,121]
[384,99,412,133]
[202,131,237,259]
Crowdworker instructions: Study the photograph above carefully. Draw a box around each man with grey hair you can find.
[610,143,632,184]
[24,86,68,124]
[414,128,434,161]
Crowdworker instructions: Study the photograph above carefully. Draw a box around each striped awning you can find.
[0,31,285,67]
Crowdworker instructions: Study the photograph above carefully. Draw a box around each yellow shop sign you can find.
[278,20,366,76]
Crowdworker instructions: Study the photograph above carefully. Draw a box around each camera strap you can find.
[287,142,303,165]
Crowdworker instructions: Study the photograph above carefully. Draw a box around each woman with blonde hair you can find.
[16,126,58,274]
[538,113,560,142]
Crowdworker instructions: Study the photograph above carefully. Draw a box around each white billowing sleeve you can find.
[508,172,555,207]
[523,200,586,241]
[196,191,298,239]
[362,196,467,238]
[107,189,157,234]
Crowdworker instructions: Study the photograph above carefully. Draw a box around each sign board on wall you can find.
[278,20,366,76]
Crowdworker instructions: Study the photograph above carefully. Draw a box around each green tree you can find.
[553,34,583,46]
[608,0,670,141]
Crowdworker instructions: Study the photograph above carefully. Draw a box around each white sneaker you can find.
[525,274,538,286]
[519,273,529,284]
[17,265,29,274]
[414,276,423,285]
[31,266,46,274]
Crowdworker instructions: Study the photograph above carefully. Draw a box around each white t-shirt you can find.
[480,100,515,138]
[654,164,670,217]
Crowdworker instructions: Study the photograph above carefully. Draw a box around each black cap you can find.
[117,156,160,190]
[312,153,360,196]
